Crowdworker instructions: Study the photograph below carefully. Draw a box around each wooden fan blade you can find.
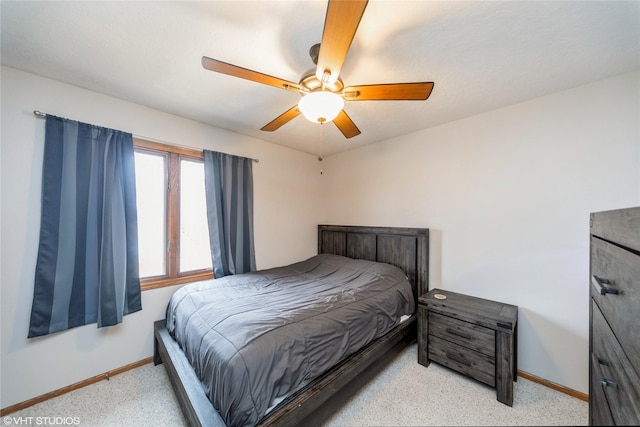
[343,82,434,101]
[202,56,303,92]
[260,105,301,132]
[333,109,361,138]
[315,0,368,85]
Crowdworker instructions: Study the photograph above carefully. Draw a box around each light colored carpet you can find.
[324,344,588,426]
[9,344,587,426]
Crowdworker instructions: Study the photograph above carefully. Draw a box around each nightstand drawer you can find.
[591,302,640,425]
[429,311,495,357]
[428,335,495,386]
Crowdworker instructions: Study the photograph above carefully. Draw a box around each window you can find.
[135,150,167,278]
[179,159,211,272]
[134,139,213,290]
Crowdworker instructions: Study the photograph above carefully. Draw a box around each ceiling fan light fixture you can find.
[298,91,344,124]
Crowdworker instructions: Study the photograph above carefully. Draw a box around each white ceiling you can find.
[2,1,639,156]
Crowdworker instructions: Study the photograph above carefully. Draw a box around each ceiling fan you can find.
[201,0,434,139]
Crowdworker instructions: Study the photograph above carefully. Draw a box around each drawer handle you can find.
[601,379,617,389]
[597,357,610,366]
[445,327,473,341]
[446,352,472,367]
[592,275,619,295]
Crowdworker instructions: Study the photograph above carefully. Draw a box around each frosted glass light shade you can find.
[298,91,344,124]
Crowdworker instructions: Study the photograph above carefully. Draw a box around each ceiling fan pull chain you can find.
[318,124,325,175]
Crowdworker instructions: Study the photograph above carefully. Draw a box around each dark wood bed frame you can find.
[154,225,429,427]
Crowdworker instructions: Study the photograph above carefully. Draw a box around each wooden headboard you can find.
[318,225,429,301]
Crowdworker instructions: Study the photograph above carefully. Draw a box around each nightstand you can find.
[418,288,518,406]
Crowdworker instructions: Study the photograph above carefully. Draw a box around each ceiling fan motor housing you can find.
[299,68,344,94]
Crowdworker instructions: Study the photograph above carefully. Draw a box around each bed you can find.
[154,225,429,427]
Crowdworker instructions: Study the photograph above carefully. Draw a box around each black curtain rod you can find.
[32,110,259,163]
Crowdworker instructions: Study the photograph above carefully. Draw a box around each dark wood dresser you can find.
[589,207,640,425]
[417,288,518,406]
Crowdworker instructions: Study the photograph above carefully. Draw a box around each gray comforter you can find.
[166,254,415,427]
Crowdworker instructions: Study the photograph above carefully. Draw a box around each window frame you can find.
[134,138,213,291]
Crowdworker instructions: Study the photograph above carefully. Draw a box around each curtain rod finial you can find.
[33,110,46,118]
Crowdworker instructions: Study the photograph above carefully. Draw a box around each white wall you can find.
[2,65,638,410]
[320,70,640,394]
[0,66,323,409]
